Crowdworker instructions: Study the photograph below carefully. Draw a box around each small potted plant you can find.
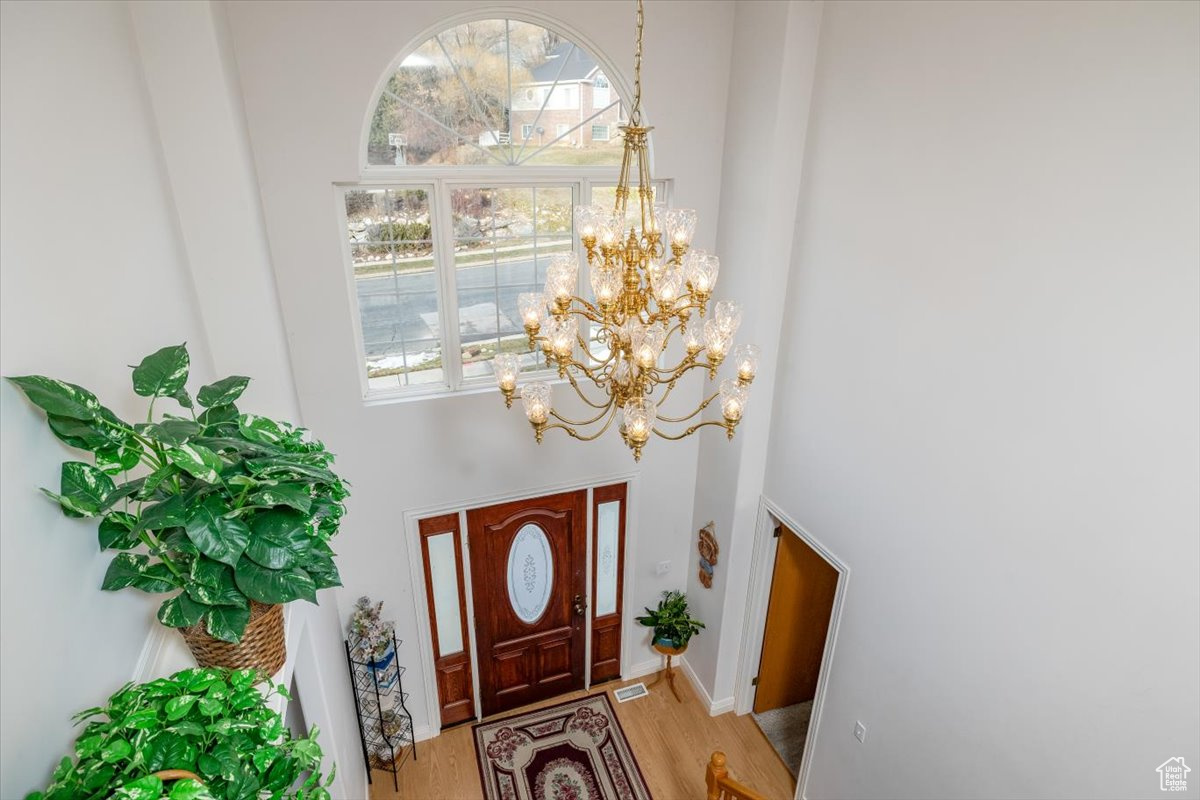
[7,343,350,676]
[26,666,334,800]
[636,590,705,653]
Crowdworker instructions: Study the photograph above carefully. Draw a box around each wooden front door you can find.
[468,490,588,717]
[753,526,839,714]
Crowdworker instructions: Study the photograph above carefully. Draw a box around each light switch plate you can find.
[854,721,866,743]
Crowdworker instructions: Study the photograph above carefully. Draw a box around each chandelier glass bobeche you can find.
[493,0,759,461]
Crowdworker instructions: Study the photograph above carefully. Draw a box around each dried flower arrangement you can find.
[348,596,394,662]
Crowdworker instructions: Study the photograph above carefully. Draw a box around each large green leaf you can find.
[188,556,225,588]
[106,477,145,507]
[158,592,207,628]
[50,461,115,517]
[139,419,203,447]
[164,694,198,721]
[244,458,336,483]
[204,605,251,643]
[165,444,223,484]
[112,775,164,800]
[99,738,132,763]
[136,495,188,531]
[197,376,250,408]
[146,732,195,773]
[137,464,177,500]
[185,561,247,608]
[197,404,238,429]
[131,344,190,398]
[95,442,142,476]
[183,498,250,567]
[234,560,317,605]
[249,482,313,515]
[167,779,212,800]
[46,414,114,451]
[303,550,342,590]
[171,386,194,410]
[244,509,309,569]
[208,739,242,782]
[6,376,100,420]
[237,414,285,445]
[101,553,178,593]
[98,511,140,550]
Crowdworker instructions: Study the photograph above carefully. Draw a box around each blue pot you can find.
[369,644,396,671]
[653,636,679,649]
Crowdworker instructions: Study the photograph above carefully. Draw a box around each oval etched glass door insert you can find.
[506,523,553,623]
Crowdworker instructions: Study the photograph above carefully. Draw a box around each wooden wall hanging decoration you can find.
[698,522,719,588]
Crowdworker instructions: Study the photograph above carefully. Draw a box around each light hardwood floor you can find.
[369,670,796,800]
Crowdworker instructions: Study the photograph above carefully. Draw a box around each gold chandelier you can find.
[492,0,759,461]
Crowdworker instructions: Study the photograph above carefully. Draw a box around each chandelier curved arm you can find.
[564,297,603,321]
[575,333,615,367]
[645,355,714,382]
[544,405,619,442]
[654,390,719,423]
[564,369,614,409]
[651,419,731,441]
[551,397,615,427]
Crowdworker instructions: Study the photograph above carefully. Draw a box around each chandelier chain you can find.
[630,0,644,125]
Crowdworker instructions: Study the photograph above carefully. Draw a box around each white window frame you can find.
[591,124,610,142]
[336,171,671,403]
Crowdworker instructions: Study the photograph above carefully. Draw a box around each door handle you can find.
[573,594,587,617]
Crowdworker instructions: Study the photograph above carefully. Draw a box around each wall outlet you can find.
[655,560,671,576]
[853,721,866,743]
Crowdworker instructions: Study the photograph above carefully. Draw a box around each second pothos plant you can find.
[7,343,349,642]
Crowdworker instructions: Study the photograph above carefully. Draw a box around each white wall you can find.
[222,0,737,743]
[0,2,214,795]
[764,2,1200,798]
[684,0,824,709]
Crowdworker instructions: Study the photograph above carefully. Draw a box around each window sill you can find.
[362,373,567,408]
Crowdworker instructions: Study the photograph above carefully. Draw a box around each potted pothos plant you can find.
[26,666,335,800]
[635,590,705,652]
[6,343,349,673]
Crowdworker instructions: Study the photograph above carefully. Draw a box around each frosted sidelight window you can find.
[427,532,464,655]
[595,501,621,617]
[507,523,553,623]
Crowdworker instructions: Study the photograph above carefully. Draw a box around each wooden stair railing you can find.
[705,751,768,800]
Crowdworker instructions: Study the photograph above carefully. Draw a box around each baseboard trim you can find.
[624,656,664,680]
[679,655,734,716]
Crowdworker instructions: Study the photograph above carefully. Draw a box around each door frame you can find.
[734,496,850,800]
[402,470,638,738]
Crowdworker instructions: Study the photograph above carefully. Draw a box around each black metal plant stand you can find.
[344,631,415,791]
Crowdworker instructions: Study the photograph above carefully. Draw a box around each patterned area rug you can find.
[474,693,653,800]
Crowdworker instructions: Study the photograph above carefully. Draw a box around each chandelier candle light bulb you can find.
[493,353,521,407]
[733,344,761,384]
[519,292,545,333]
[493,0,760,460]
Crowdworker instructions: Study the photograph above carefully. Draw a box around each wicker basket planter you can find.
[181,602,286,676]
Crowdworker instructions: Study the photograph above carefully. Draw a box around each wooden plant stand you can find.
[649,642,687,702]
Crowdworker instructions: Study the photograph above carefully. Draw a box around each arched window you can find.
[365,19,626,167]
[342,17,665,399]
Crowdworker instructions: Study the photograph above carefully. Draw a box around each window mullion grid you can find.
[433,178,464,391]
[579,180,592,366]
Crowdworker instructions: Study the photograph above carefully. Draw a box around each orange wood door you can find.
[418,513,475,727]
[468,490,588,717]
[753,527,838,714]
